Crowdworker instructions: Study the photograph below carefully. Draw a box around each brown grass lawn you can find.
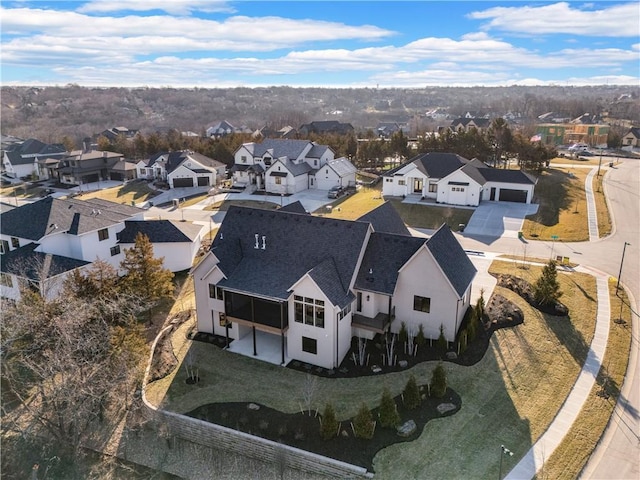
[0,183,46,199]
[594,172,612,237]
[315,185,473,231]
[146,260,602,479]
[522,168,589,241]
[549,155,602,166]
[534,279,631,480]
[81,182,157,205]
[204,199,280,211]
[313,185,384,219]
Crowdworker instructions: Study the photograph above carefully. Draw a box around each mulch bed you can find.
[494,273,568,316]
[186,387,461,471]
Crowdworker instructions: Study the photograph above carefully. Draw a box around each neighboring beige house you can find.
[192,202,476,369]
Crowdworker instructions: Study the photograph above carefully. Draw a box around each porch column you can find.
[224,316,230,349]
[280,302,285,365]
[252,326,257,356]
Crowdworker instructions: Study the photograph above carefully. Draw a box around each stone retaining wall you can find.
[142,326,372,479]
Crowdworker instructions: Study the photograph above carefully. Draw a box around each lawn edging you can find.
[142,326,373,479]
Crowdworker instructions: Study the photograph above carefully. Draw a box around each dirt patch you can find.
[186,387,461,472]
[149,310,193,383]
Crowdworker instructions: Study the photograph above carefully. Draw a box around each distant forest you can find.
[2,84,638,146]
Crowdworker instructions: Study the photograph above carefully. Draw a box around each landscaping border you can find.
[142,325,373,479]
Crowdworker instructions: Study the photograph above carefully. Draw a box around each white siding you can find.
[393,247,465,343]
[438,169,482,206]
[192,255,226,336]
[287,276,336,369]
[315,166,341,190]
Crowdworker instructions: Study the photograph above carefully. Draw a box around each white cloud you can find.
[469,2,639,37]
[77,0,235,15]
[0,7,394,52]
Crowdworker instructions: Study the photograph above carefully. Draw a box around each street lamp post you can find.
[616,241,631,294]
[498,444,513,479]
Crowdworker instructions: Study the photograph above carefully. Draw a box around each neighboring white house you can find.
[117,220,204,272]
[2,138,67,180]
[191,202,476,369]
[136,151,226,188]
[382,152,536,205]
[0,197,202,300]
[231,138,356,194]
[0,243,90,301]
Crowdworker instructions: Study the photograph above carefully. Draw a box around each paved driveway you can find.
[463,201,539,238]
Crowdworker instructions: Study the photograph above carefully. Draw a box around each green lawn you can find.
[146,261,600,479]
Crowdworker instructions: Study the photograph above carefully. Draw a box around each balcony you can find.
[352,312,391,334]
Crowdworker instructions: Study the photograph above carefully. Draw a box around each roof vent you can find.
[220,233,224,240]
[97,210,101,215]
[254,233,259,249]
[261,236,266,250]
[369,268,373,275]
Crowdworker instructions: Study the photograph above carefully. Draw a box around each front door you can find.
[413,179,423,193]
[490,187,496,201]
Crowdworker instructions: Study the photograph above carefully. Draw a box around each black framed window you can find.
[413,295,431,313]
[98,228,109,241]
[110,245,121,256]
[302,336,317,355]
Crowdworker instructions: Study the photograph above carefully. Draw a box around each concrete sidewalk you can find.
[505,271,611,479]
[584,167,600,241]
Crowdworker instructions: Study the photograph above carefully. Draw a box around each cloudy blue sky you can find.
[1,1,638,87]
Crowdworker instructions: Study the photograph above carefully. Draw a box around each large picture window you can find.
[413,295,431,313]
[294,295,325,328]
[302,336,317,355]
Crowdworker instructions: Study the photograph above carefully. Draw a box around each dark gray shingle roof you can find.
[212,206,370,306]
[117,220,201,243]
[0,197,141,240]
[279,201,308,214]
[477,169,536,185]
[1,243,89,281]
[425,224,476,297]
[357,202,410,236]
[354,233,426,295]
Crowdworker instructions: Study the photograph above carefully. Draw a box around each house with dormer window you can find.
[192,202,476,369]
[231,139,356,193]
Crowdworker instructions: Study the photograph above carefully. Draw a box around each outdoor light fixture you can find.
[498,444,513,479]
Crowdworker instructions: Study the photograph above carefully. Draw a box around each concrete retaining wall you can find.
[142,326,372,479]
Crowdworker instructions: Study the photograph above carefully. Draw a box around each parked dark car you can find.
[327,185,345,199]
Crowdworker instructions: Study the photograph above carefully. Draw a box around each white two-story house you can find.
[382,152,536,205]
[231,139,356,194]
[192,202,476,369]
[1,197,203,300]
